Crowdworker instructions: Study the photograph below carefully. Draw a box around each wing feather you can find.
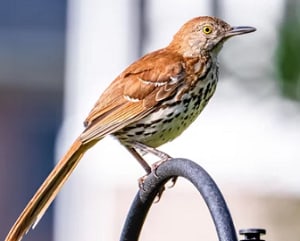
[81,49,186,143]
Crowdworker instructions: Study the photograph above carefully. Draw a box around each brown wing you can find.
[80,49,186,143]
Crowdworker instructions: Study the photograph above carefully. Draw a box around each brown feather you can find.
[82,49,187,142]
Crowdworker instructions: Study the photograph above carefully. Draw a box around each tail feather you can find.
[5,138,97,241]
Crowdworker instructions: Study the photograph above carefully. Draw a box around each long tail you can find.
[5,137,97,241]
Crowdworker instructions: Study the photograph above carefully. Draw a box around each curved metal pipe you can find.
[119,158,238,241]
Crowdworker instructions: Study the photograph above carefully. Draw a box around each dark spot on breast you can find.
[167,100,181,108]
[193,98,201,110]
[149,118,163,125]
[150,124,157,129]
[183,98,189,104]
[198,87,203,95]
[175,112,181,118]
[122,125,138,131]
[135,131,144,135]
[193,88,204,109]
[204,83,211,98]
[183,107,189,113]
[162,118,173,124]
[135,123,146,128]
[144,131,157,136]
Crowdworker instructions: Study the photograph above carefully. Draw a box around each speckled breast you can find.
[115,63,218,148]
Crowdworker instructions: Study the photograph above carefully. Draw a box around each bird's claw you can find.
[138,174,148,191]
[153,186,165,203]
[138,173,165,203]
[138,158,177,203]
[150,156,171,177]
[167,176,178,189]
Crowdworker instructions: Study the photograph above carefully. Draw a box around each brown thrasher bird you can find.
[5,16,255,241]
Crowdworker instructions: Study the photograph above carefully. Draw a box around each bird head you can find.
[168,16,256,58]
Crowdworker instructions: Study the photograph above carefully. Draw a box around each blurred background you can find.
[1,0,300,241]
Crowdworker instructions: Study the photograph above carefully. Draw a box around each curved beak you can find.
[225,26,256,38]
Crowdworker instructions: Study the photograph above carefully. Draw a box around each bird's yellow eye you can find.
[202,25,213,34]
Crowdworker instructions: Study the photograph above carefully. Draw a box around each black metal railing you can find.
[119,158,266,241]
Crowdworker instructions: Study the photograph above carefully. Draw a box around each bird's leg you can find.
[125,146,151,174]
[123,143,166,200]
[124,146,152,189]
[131,141,171,170]
[130,142,178,188]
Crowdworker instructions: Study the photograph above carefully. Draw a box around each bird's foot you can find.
[138,158,177,203]
[129,141,177,201]
[138,173,148,191]
[150,156,177,188]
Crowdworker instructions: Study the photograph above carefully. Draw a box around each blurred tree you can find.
[276,0,300,101]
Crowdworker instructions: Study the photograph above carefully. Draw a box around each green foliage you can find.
[276,1,300,101]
